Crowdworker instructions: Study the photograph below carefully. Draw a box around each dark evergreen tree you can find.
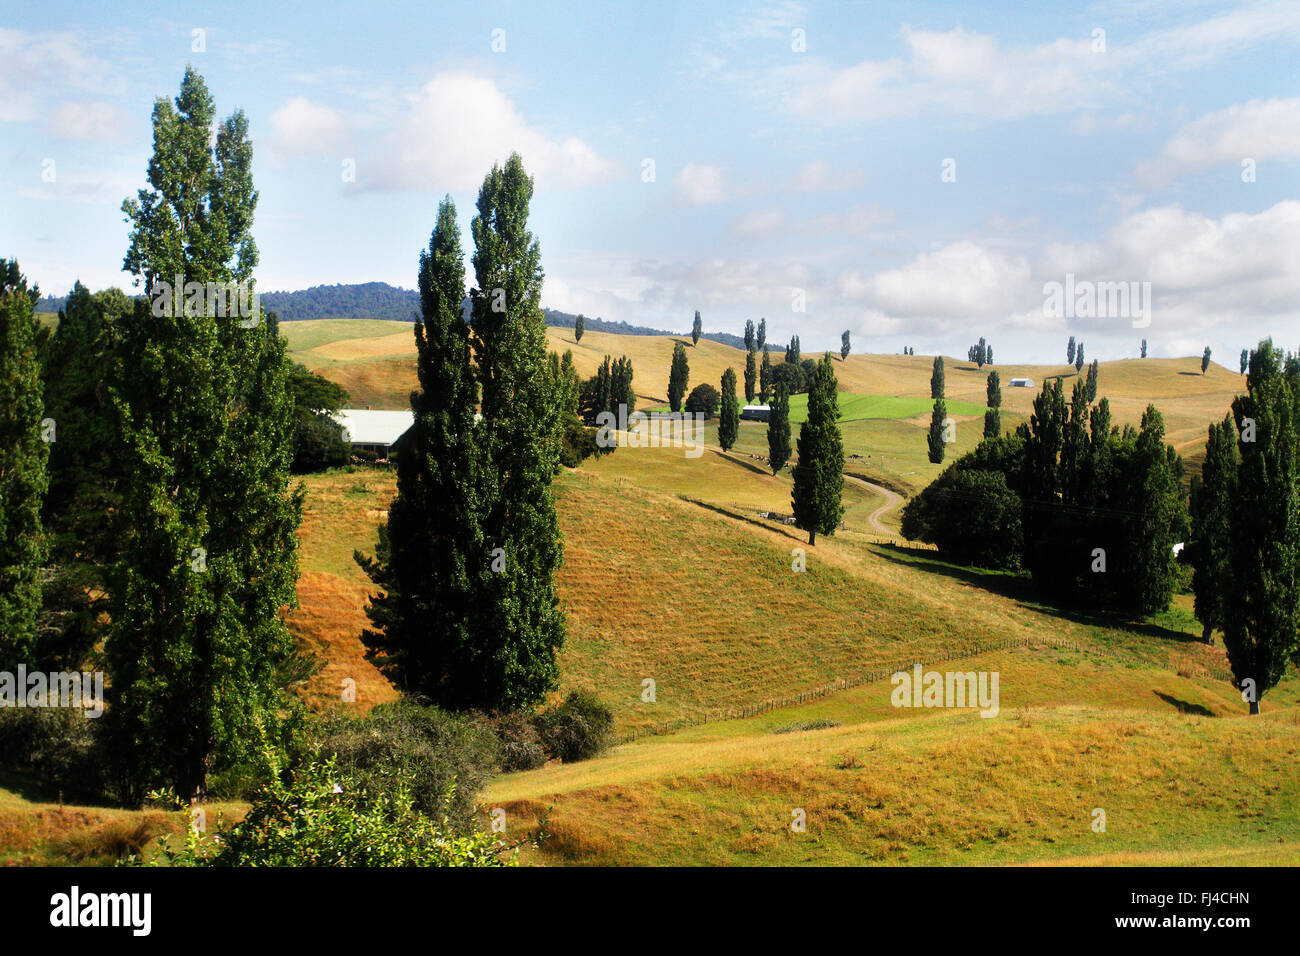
[756,317,766,351]
[1240,348,1248,375]
[983,408,1001,440]
[927,398,947,464]
[574,313,584,342]
[691,310,701,346]
[0,260,49,669]
[1141,339,1148,359]
[744,319,755,352]
[791,355,844,545]
[1074,341,1085,372]
[841,330,851,360]
[1189,418,1236,644]
[718,367,739,452]
[785,335,801,367]
[611,355,635,415]
[668,341,689,412]
[1067,336,1076,365]
[930,355,944,399]
[38,283,130,669]
[1086,359,1099,402]
[744,348,757,403]
[357,196,487,707]
[767,382,791,474]
[1218,340,1300,713]
[759,346,773,403]
[1201,346,1212,375]
[986,369,1001,409]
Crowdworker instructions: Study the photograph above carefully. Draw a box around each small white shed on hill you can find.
[741,404,771,422]
[1009,377,1035,388]
[331,409,415,457]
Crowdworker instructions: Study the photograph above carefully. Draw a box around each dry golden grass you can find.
[489,705,1300,866]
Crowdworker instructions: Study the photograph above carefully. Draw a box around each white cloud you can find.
[268,96,350,159]
[45,101,130,143]
[1137,98,1300,184]
[19,170,136,205]
[366,71,617,191]
[731,207,787,239]
[790,4,1300,124]
[0,28,120,124]
[789,160,862,192]
[839,241,1033,327]
[835,201,1300,344]
[674,163,730,205]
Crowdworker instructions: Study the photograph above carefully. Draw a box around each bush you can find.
[146,752,510,867]
[292,411,350,473]
[534,691,614,763]
[0,707,107,802]
[308,699,499,835]
[491,711,548,771]
[683,383,720,419]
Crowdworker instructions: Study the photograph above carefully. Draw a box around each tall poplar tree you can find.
[744,319,755,352]
[718,368,739,452]
[0,260,48,669]
[574,313,584,342]
[465,153,566,711]
[927,399,947,464]
[109,66,303,800]
[1217,340,1300,713]
[691,310,702,346]
[791,355,844,545]
[756,317,766,351]
[767,382,791,474]
[744,349,757,403]
[984,369,1002,440]
[840,330,851,360]
[357,196,487,705]
[1189,418,1236,644]
[668,342,690,412]
[759,346,773,403]
[930,355,945,399]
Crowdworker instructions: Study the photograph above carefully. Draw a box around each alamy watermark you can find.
[595,404,706,459]
[890,664,999,718]
[150,274,261,327]
[0,665,104,718]
[1042,273,1152,329]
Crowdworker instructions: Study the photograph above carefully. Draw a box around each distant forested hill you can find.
[37,281,746,349]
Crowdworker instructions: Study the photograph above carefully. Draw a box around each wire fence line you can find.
[617,633,1236,744]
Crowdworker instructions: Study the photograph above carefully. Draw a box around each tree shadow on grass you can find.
[710,448,773,477]
[678,496,806,544]
[869,545,1204,645]
[1154,691,1215,716]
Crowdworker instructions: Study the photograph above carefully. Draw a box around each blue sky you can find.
[2,0,1298,362]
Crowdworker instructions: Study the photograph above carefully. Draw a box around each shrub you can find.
[491,711,548,771]
[534,691,614,763]
[0,707,107,802]
[146,752,510,867]
[308,699,499,835]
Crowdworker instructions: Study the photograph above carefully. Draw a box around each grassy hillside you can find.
[286,320,1242,479]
